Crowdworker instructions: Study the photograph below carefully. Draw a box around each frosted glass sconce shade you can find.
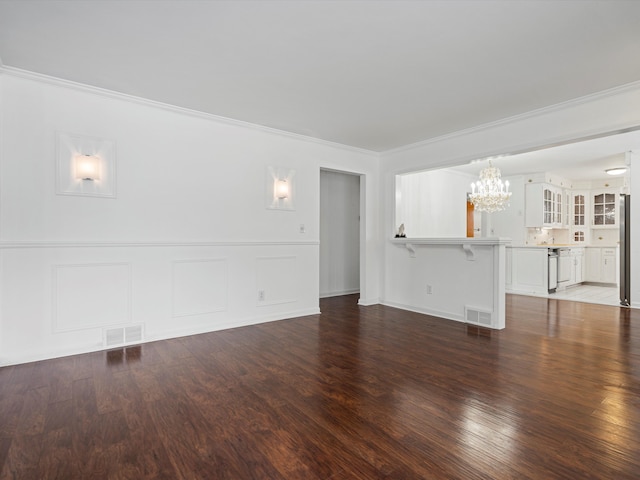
[266,166,295,210]
[276,179,289,199]
[75,154,101,181]
[56,132,115,198]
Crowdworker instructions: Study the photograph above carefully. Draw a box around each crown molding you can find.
[4,63,639,159]
[383,79,640,156]
[0,64,375,157]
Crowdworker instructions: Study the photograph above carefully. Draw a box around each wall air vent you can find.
[105,328,124,347]
[465,307,493,327]
[104,324,144,348]
[125,325,143,343]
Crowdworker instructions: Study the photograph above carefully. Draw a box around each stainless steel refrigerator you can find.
[620,194,630,306]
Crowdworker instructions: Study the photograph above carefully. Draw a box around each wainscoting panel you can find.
[256,256,297,306]
[0,243,318,366]
[53,262,131,332]
[172,258,227,317]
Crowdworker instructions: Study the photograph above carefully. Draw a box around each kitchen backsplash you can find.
[525,228,619,246]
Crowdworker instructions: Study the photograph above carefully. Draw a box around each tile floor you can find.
[519,284,623,307]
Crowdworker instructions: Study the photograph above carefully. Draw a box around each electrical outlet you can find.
[258,290,265,301]
[426,285,433,295]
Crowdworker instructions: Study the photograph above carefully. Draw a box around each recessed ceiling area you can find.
[1,1,640,152]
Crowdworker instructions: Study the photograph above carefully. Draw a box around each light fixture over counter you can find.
[469,160,512,213]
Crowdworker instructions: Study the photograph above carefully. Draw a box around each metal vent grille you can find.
[465,307,493,327]
[125,325,143,343]
[104,324,144,347]
[105,328,125,347]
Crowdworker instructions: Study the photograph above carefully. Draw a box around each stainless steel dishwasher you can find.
[548,248,558,293]
[557,248,571,289]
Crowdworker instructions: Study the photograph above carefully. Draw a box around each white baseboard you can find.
[319,288,359,298]
[0,307,321,367]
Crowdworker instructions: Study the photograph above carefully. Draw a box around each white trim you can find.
[2,64,639,160]
[382,80,640,155]
[381,300,464,324]
[52,262,133,333]
[171,258,228,318]
[390,237,512,246]
[255,255,298,306]
[0,307,321,367]
[357,297,380,306]
[0,65,374,156]
[319,288,360,298]
[0,240,320,249]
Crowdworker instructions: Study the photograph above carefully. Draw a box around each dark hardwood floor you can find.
[1,294,639,479]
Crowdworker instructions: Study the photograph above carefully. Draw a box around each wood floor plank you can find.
[1,294,640,478]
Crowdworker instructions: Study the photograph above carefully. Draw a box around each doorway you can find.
[319,170,361,299]
[394,131,639,308]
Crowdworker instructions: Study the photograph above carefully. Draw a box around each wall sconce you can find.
[56,132,116,198]
[74,154,101,181]
[266,166,295,210]
[275,179,289,199]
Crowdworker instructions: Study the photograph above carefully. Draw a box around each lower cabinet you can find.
[602,248,617,284]
[506,247,549,295]
[585,247,618,284]
[569,248,584,286]
[585,248,601,282]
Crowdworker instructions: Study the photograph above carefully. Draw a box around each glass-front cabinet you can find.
[574,193,586,226]
[543,188,554,224]
[527,183,563,228]
[572,191,588,243]
[592,191,617,227]
[553,190,563,225]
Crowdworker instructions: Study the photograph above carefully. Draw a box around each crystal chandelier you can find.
[469,160,512,213]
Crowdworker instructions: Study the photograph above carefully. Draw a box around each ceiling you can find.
[449,129,640,182]
[1,0,640,155]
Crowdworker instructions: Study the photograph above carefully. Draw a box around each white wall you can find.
[381,81,640,310]
[319,170,360,297]
[386,239,507,329]
[486,175,526,244]
[0,70,380,365]
[395,169,473,237]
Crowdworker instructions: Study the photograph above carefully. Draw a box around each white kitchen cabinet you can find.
[585,247,601,282]
[505,246,512,288]
[585,247,617,284]
[571,191,589,244]
[569,248,584,285]
[525,183,563,228]
[554,189,563,225]
[601,248,617,284]
[506,247,549,295]
[591,190,618,227]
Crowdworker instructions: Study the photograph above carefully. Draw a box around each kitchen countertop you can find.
[508,244,619,248]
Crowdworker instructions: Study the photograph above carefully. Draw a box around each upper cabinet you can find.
[571,191,589,243]
[592,190,618,227]
[573,193,587,226]
[525,183,563,228]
